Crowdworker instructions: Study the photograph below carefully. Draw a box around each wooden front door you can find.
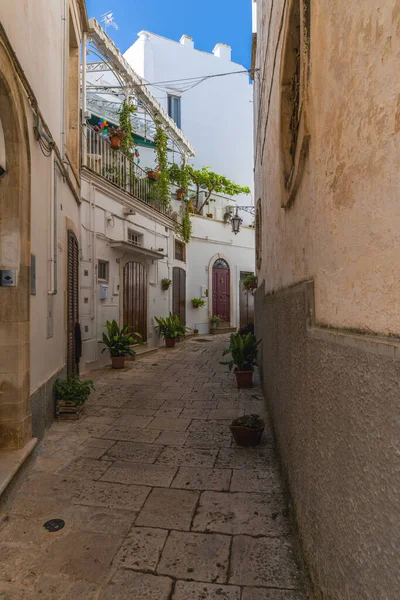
[172,267,186,324]
[123,261,147,342]
[212,259,230,322]
[67,230,79,375]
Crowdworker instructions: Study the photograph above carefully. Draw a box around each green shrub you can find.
[53,376,95,406]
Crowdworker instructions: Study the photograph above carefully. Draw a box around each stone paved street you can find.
[0,336,308,599]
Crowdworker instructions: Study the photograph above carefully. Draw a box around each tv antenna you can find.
[101,12,119,30]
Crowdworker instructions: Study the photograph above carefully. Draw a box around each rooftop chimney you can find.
[180,35,194,49]
[212,43,231,61]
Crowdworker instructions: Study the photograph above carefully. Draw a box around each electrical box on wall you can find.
[99,284,108,301]
[201,286,208,298]
[0,270,17,287]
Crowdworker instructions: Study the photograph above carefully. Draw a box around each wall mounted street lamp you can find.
[230,206,255,234]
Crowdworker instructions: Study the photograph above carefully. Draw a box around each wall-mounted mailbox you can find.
[0,270,16,287]
[99,284,108,300]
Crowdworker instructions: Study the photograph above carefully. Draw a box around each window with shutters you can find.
[168,94,181,128]
[98,260,109,281]
[280,0,310,207]
[174,239,186,262]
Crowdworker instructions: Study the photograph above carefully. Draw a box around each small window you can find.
[168,95,181,128]
[175,239,186,262]
[98,260,109,281]
[128,230,143,246]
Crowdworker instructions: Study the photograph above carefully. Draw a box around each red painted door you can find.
[212,260,230,322]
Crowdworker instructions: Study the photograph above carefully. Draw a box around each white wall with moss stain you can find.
[254,0,400,337]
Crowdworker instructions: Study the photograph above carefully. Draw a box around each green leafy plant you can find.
[154,313,179,339]
[118,98,137,155]
[231,414,264,429]
[210,315,222,327]
[161,278,172,286]
[154,121,171,209]
[176,202,192,243]
[221,332,260,372]
[242,274,258,291]
[186,166,251,215]
[168,162,191,196]
[101,320,142,358]
[172,314,190,337]
[53,376,95,406]
[192,297,206,308]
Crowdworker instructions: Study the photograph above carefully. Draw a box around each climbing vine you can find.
[118,98,136,156]
[153,120,171,209]
[177,201,192,243]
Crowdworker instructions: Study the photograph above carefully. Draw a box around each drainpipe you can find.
[48,159,61,295]
[61,0,67,159]
[81,31,87,167]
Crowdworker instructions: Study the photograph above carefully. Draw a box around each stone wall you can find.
[30,367,66,439]
[255,280,400,599]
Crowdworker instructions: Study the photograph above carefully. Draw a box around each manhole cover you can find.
[193,338,213,343]
[43,519,65,532]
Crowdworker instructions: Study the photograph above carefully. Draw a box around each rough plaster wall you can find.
[255,0,400,335]
[256,283,400,599]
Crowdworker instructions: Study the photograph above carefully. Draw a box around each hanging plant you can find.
[154,121,171,209]
[179,201,192,243]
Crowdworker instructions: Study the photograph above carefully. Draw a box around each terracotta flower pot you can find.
[176,190,184,200]
[206,213,213,218]
[234,370,253,388]
[230,418,265,447]
[165,338,176,348]
[110,136,121,149]
[111,356,126,369]
[251,279,258,289]
[147,170,158,181]
[162,283,170,291]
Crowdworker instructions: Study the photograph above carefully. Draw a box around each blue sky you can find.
[86,0,252,68]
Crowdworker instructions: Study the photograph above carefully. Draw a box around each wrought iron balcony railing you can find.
[83,125,167,214]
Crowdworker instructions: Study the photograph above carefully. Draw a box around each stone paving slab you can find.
[230,467,282,493]
[57,457,112,480]
[242,588,307,600]
[157,530,231,583]
[103,440,163,463]
[171,467,232,491]
[215,448,276,470]
[100,570,173,599]
[136,487,199,530]
[100,460,177,487]
[113,526,168,571]
[147,416,191,431]
[103,426,161,443]
[72,479,150,511]
[229,535,303,588]
[193,491,290,536]
[154,430,190,445]
[156,446,218,467]
[172,581,241,599]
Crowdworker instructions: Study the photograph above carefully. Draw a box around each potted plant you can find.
[54,376,95,420]
[172,314,190,342]
[193,328,199,336]
[154,313,179,348]
[101,319,142,369]
[206,213,213,219]
[161,278,172,291]
[242,274,258,291]
[146,167,159,181]
[210,314,221,333]
[221,332,260,388]
[192,297,206,308]
[108,126,126,150]
[230,414,265,447]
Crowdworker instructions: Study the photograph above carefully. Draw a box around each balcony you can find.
[83,125,168,214]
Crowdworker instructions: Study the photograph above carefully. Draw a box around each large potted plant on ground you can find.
[210,314,221,334]
[54,376,95,420]
[172,314,190,342]
[230,414,265,447]
[242,274,258,291]
[101,320,142,369]
[154,313,179,348]
[221,332,260,388]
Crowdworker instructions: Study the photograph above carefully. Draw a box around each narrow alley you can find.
[0,336,307,599]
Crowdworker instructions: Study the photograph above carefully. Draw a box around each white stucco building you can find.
[124,31,254,204]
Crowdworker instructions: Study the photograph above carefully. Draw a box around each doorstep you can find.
[211,327,237,335]
[0,437,37,498]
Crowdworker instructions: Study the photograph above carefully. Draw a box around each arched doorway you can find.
[67,230,80,375]
[172,267,186,324]
[0,53,31,448]
[123,261,147,341]
[212,259,230,322]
